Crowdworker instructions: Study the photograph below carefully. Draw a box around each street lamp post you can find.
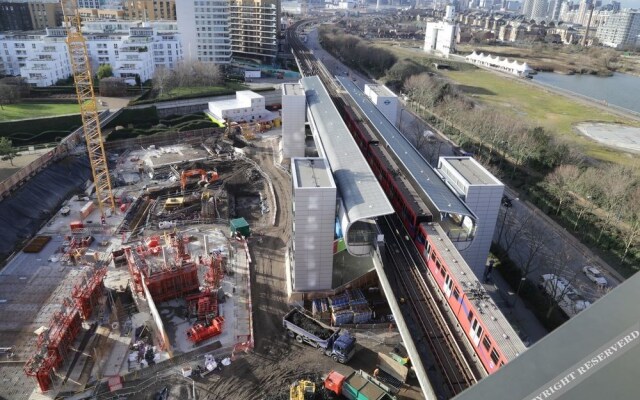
[497,201,512,244]
[512,277,526,308]
[399,108,410,133]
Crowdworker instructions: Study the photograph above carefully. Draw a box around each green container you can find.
[230,217,250,238]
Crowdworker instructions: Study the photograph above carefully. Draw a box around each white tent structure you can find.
[465,51,534,77]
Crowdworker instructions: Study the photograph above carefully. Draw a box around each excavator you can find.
[180,169,219,192]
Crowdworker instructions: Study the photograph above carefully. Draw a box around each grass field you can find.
[374,42,640,164]
[155,84,247,102]
[440,69,640,164]
[0,103,79,122]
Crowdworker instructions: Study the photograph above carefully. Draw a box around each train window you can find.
[468,310,474,322]
[430,251,436,262]
[439,264,446,278]
[453,287,460,300]
[425,242,431,254]
[490,349,500,365]
[499,361,505,368]
[482,336,492,351]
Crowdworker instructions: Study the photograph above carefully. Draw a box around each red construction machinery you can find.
[180,169,219,192]
[186,316,225,345]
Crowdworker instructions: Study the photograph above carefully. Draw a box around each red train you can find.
[416,223,525,373]
[334,96,526,374]
[335,97,432,238]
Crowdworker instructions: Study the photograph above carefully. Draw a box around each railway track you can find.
[287,22,482,398]
[380,215,479,397]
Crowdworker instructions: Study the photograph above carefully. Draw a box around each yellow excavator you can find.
[289,379,316,400]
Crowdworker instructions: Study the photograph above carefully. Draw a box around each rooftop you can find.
[365,83,396,98]
[440,157,502,186]
[301,75,393,224]
[337,76,476,221]
[293,158,335,189]
[283,83,305,96]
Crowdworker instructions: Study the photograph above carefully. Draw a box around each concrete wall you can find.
[282,85,306,158]
[292,184,336,291]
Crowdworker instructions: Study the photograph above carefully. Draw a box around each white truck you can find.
[539,274,591,318]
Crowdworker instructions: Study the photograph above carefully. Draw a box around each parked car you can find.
[583,266,608,287]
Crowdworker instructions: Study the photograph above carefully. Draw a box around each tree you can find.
[541,242,585,319]
[152,66,173,97]
[544,164,581,215]
[514,216,554,283]
[97,64,113,80]
[621,187,640,263]
[596,165,635,243]
[0,137,18,166]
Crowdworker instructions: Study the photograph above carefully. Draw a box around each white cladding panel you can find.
[292,185,336,291]
[282,85,306,158]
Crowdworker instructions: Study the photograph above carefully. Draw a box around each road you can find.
[305,25,618,307]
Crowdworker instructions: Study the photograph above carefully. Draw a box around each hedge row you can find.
[106,116,219,141]
[0,114,82,145]
[104,106,159,128]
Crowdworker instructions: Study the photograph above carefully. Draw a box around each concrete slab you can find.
[576,122,640,153]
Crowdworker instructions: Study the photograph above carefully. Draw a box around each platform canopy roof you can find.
[337,76,476,221]
[301,76,393,247]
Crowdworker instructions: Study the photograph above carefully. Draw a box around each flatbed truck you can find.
[283,308,356,363]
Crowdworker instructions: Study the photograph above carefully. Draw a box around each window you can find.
[439,262,445,277]
[490,349,500,365]
[482,336,492,351]
[430,251,436,262]
[453,287,460,301]
[467,310,473,322]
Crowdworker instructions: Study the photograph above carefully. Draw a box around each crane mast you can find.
[61,1,115,216]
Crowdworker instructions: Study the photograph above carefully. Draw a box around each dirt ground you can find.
[127,138,424,400]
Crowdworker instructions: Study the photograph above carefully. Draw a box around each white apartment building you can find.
[0,21,181,86]
[176,0,232,64]
[596,10,640,49]
[229,0,279,63]
[530,0,549,21]
[1,29,70,87]
[424,20,457,57]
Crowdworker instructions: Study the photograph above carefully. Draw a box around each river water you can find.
[532,72,640,114]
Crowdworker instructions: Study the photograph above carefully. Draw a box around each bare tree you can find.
[152,66,173,97]
[621,187,640,263]
[499,204,534,253]
[514,216,554,282]
[404,118,429,153]
[544,164,581,215]
[540,242,585,319]
[572,167,602,230]
[0,83,19,110]
[596,165,635,243]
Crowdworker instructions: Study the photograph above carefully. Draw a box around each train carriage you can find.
[416,222,526,373]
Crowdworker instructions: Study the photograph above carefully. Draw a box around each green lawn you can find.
[440,69,640,165]
[155,83,248,102]
[0,103,80,122]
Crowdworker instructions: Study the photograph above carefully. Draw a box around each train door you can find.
[469,318,483,347]
[443,275,453,298]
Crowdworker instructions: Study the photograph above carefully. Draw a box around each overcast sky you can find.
[621,0,640,9]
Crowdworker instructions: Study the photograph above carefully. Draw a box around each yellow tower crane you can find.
[61,0,116,217]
